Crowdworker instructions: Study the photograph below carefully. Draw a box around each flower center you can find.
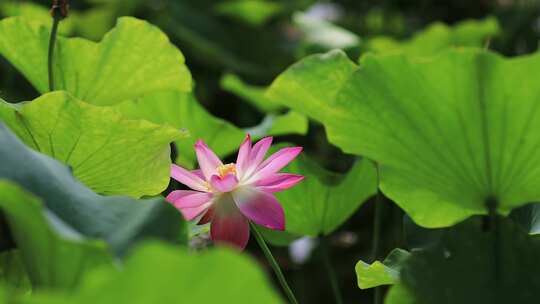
[216,163,236,178]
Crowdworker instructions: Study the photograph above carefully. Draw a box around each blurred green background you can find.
[1,0,539,303]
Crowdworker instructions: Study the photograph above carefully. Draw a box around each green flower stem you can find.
[485,197,500,284]
[319,236,343,304]
[48,15,61,91]
[250,222,299,304]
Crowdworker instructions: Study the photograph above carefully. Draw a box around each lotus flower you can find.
[167,135,304,249]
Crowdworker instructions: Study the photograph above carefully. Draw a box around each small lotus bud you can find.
[50,0,69,19]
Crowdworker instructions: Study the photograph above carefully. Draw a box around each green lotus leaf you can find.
[0,123,187,258]
[267,50,357,124]
[397,217,540,304]
[76,242,282,303]
[365,17,499,57]
[276,149,378,236]
[355,248,410,289]
[0,242,282,303]
[114,91,308,168]
[0,16,192,105]
[0,180,111,290]
[0,92,183,197]
[268,48,540,227]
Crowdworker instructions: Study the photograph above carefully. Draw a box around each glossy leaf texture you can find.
[0,16,192,105]
[0,123,188,258]
[365,17,499,57]
[387,217,540,304]
[268,48,540,227]
[355,248,410,289]
[0,181,112,290]
[0,92,183,197]
[114,91,308,167]
[1,243,282,303]
[272,147,378,236]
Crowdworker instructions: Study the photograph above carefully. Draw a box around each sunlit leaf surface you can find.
[355,248,410,289]
[0,92,183,197]
[274,147,377,236]
[268,48,540,227]
[365,17,499,57]
[0,16,192,104]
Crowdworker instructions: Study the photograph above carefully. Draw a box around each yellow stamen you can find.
[217,163,236,178]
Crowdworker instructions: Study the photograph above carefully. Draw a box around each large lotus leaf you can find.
[0,123,187,257]
[0,92,183,197]
[0,242,282,303]
[355,248,410,289]
[396,217,540,304]
[274,150,377,236]
[267,50,358,124]
[268,48,540,227]
[114,91,308,167]
[0,181,112,290]
[0,16,192,104]
[366,17,499,57]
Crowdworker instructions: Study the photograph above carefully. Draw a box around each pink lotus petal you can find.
[194,140,223,180]
[250,147,302,182]
[211,196,250,249]
[255,173,305,193]
[209,174,239,193]
[232,187,285,230]
[236,134,252,178]
[166,190,213,220]
[242,137,273,180]
[171,165,208,192]
[181,204,213,222]
[191,169,205,180]
[249,137,273,168]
